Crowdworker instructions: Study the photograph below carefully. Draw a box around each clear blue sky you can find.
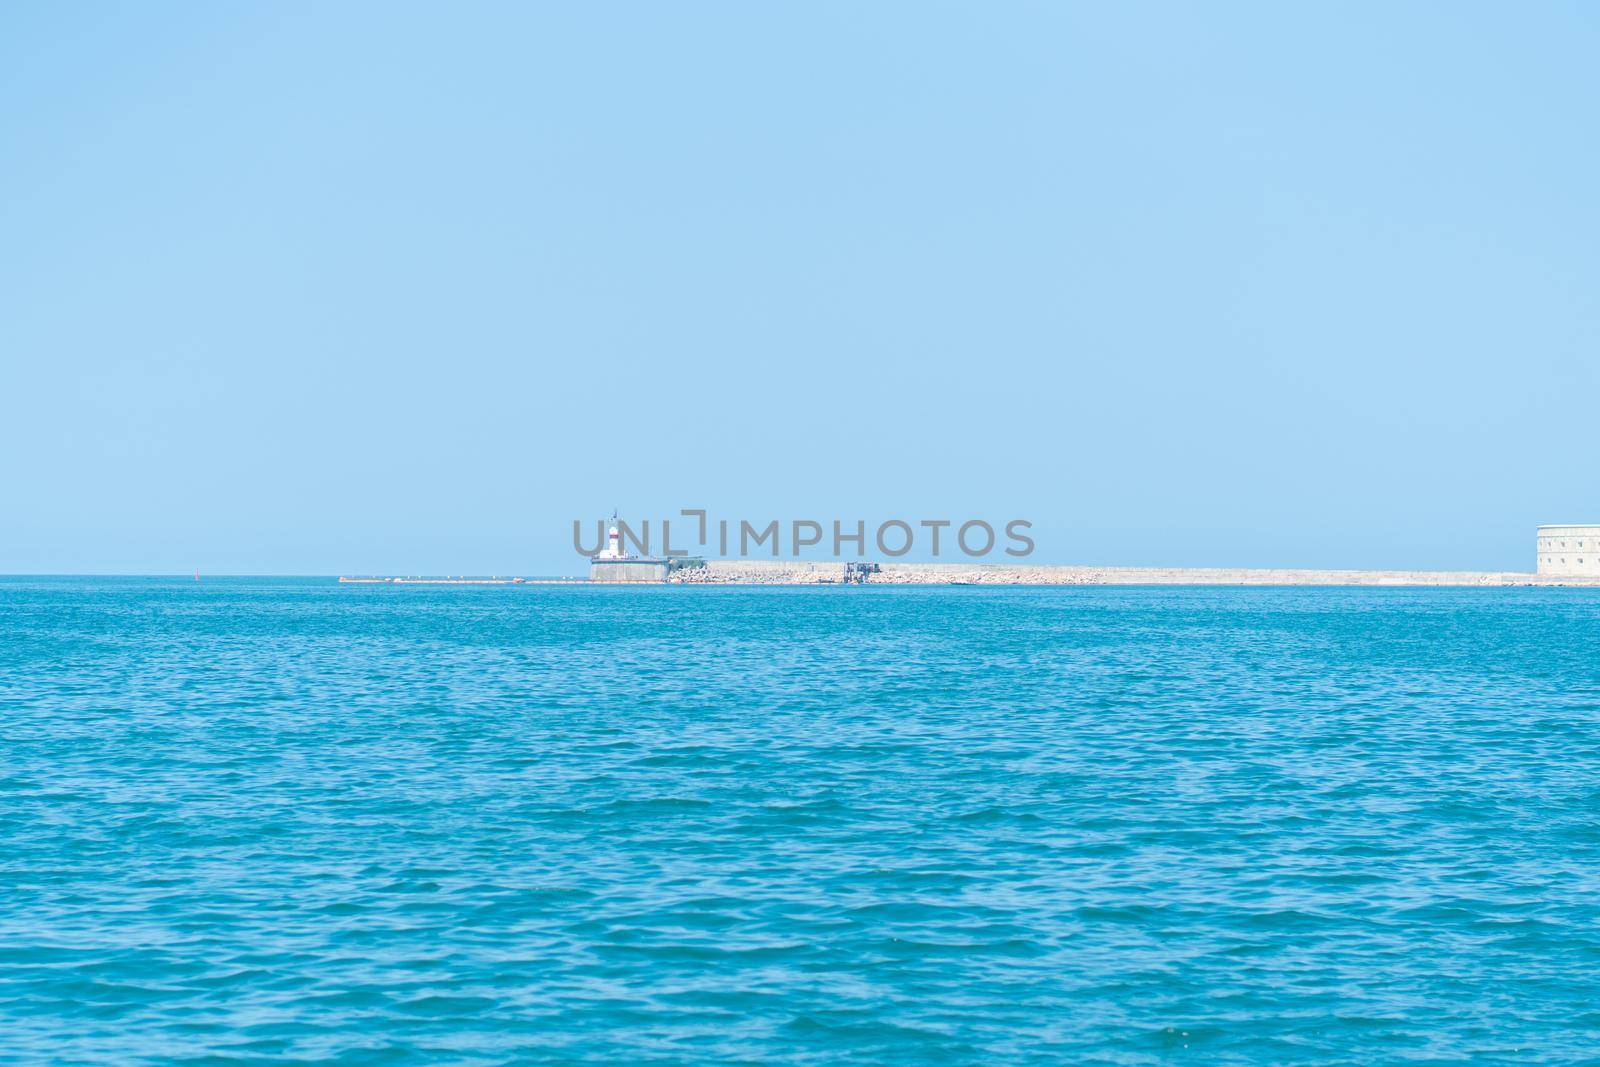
[3,3,1596,574]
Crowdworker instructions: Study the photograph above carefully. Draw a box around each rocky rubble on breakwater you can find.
[667,560,1594,586]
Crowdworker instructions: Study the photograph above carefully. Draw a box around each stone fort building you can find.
[1537,525,1600,576]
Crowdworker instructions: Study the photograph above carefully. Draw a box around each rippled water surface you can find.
[3,577,1600,1063]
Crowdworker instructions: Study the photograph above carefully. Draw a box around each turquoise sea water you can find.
[3,577,1599,1064]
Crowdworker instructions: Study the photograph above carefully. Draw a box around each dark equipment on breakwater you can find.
[843,562,880,584]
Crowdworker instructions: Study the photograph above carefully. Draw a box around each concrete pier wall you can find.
[590,560,672,583]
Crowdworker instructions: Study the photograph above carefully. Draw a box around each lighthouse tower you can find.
[599,511,625,560]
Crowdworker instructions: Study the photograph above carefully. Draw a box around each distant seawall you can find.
[669,560,1600,587]
[338,562,1600,588]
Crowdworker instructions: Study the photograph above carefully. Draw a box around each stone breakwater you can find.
[668,560,1600,587]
